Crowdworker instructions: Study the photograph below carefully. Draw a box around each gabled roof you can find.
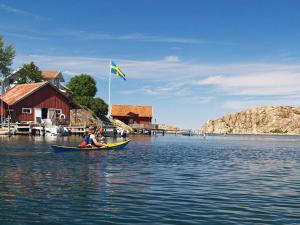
[0,82,48,105]
[112,105,152,118]
[0,81,80,108]
[3,70,64,83]
[42,71,64,82]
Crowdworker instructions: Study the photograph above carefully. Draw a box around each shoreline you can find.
[204,133,300,136]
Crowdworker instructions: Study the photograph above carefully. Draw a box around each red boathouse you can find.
[111,105,153,125]
[0,81,77,125]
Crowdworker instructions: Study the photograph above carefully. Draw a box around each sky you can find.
[1,0,300,129]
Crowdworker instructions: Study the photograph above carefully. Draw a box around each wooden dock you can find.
[130,124,174,136]
[1,123,31,135]
[66,126,85,135]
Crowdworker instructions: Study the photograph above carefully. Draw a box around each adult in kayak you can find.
[88,126,106,147]
[79,126,106,148]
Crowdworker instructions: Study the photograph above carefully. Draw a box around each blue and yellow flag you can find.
[111,61,126,80]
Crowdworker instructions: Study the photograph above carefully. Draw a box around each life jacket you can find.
[79,134,90,147]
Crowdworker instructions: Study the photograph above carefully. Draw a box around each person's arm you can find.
[92,137,106,147]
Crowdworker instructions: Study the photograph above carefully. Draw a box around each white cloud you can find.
[62,70,77,76]
[0,3,48,20]
[163,55,180,62]
[0,3,27,15]
[1,31,48,41]
[13,54,300,107]
[15,54,300,81]
[198,71,300,96]
[56,30,210,44]
[187,96,215,104]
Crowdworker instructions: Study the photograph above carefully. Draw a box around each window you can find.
[22,108,32,114]
[55,109,62,115]
[54,78,60,88]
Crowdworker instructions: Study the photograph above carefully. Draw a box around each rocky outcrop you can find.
[110,119,134,133]
[201,106,300,135]
[70,109,134,133]
[70,108,100,126]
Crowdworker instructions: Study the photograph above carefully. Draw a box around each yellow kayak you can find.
[52,139,131,152]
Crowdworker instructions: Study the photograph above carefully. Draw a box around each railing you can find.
[130,124,159,129]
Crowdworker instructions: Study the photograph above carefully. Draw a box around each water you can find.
[0,134,300,224]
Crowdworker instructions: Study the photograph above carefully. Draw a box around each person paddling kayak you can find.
[79,126,106,148]
[87,126,106,147]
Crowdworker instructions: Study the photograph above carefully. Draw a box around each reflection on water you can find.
[0,134,300,224]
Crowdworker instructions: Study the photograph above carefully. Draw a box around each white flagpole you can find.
[108,59,112,119]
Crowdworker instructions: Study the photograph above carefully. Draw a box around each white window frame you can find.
[22,108,32,114]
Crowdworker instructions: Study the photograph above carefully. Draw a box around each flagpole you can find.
[108,59,112,119]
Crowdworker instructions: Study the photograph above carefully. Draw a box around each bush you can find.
[270,129,288,134]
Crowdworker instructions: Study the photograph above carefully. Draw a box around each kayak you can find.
[51,139,131,152]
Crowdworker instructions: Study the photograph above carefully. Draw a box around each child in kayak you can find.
[97,127,106,145]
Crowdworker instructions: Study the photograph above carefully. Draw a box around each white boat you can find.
[32,125,69,136]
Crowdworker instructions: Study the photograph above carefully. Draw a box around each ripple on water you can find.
[0,135,300,224]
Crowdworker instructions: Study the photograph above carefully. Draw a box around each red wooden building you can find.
[0,81,78,124]
[111,105,153,125]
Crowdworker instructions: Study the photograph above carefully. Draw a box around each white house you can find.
[3,70,68,93]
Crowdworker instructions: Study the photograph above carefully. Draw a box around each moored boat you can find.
[51,139,131,152]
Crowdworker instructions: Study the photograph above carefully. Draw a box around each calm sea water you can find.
[0,134,300,225]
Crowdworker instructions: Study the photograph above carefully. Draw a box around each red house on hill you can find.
[0,81,78,125]
[111,105,153,125]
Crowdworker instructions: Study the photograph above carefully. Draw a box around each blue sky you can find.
[1,0,300,129]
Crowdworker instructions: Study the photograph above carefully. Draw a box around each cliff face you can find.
[201,106,300,135]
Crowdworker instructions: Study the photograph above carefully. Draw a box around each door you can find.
[42,108,48,119]
[34,108,42,123]
[48,108,56,124]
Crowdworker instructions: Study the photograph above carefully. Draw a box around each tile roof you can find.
[112,105,152,118]
[41,71,60,80]
[0,82,48,105]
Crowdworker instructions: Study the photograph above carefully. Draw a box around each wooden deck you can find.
[130,124,169,136]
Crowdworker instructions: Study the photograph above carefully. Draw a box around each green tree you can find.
[0,36,16,77]
[15,62,43,84]
[67,74,108,117]
[67,74,97,97]
[73,96,94,108]
[90,97,109,118]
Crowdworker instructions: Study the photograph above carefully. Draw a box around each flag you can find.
[110,61,126,80]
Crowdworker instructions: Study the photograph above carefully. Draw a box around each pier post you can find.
[8,114,10,137]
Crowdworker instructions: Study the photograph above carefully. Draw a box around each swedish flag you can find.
[111,61,126,80]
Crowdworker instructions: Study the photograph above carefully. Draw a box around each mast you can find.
[1,73,3,124]
[108,59,112,118]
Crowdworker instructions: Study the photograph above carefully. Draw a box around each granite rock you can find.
[201,106,300,134]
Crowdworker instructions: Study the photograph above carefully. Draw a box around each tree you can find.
[73,96,94,108]
[15,62,43,84]
[90,97,108,118]
[67,74,108,117]
[0,36,16,77]
[67,74,97,97]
